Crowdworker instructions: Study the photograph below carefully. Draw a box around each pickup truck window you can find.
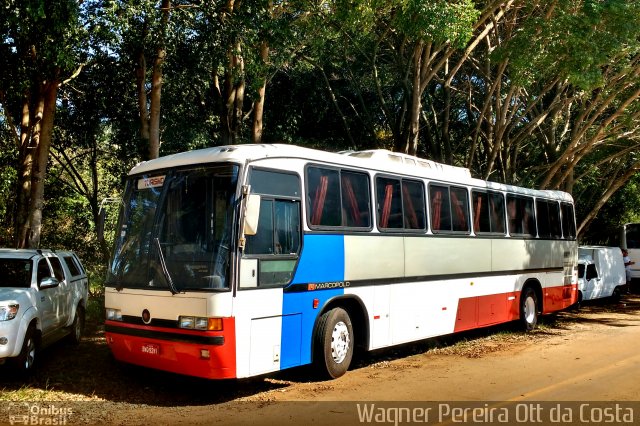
[0,259,31,288]
[48,257,66,281]
[36,259,52,283]
[62,255,82,277]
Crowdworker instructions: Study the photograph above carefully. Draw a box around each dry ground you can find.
[1,293,640,425]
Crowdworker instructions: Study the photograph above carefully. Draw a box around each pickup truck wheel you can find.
[68,306,85,345]
[16,325,38,373]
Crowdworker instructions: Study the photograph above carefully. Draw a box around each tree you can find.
[0,0,87,248]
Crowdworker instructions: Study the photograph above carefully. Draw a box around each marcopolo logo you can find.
[307,281,351,291]
[7,402,73,425]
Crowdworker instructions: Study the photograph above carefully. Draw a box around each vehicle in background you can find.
[577,246,626,302]
[0,249,89,373]
[619,223,640,281]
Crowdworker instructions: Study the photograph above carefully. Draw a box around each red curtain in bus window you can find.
[311,175,328,225]
[473,194,482,232]
[380,184,394,228]
[342,177,361,226]
[431,190,442,230]
[451,191,467,230]
[402,183,419,228]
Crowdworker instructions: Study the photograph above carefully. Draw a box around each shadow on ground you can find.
[1,294,638,407]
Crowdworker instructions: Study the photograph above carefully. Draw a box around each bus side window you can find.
[430,185,468,233]
[472,191,490,233]
[508,195,536,237]
[430,185,451,232]
[561,203,576,239]
[377,177,403,229]
[489,193,505,234]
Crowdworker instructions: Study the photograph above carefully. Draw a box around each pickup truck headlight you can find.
[0,304,19,321]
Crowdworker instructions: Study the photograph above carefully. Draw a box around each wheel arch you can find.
[522,278,543,313]
[311,294,370,363]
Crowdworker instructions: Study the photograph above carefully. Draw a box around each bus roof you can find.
[129,144,573,202]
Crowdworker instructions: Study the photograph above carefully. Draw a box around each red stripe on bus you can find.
[105,317,237,379]
[454,284,577,333]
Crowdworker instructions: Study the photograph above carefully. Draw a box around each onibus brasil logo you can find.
[7,402,73,425]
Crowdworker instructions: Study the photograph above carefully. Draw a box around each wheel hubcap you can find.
[330,321,350,364]
[524,296,536,324]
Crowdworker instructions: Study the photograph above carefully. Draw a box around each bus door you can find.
[236,168,302,377]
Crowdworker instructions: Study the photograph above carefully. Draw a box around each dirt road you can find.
[109,296,640,425]
[2,296,640,425]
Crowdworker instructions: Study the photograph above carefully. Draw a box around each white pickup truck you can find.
[0,249,88,373]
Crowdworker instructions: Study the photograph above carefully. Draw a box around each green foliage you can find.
[497,0,640,90]
[1,0,640,275]
[394,0,479,47]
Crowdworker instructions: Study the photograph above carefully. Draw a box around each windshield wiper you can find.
[155,238,179,295]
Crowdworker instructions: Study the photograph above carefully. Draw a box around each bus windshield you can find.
[107,164,239,291]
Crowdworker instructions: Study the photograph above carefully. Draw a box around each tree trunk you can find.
[252,41,269,144]
[407,41,424,156]
[15,96,33,247]
[136,49,150,145]
[148,0,170,159]
[25,80,59,248]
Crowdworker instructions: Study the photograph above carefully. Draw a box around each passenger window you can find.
[307,167,341,227]
[376,177,403,229]
[430,185,469,233]
[490,194,506,234]
[473,191,506,235]
[307,166,371,229]
[402,180,426,230]
[537,200,562,239]
[342,171,371,228]
[48,257,66,281]
[244,169,301,287]
[507,195,536,237]
[561,203,576,239]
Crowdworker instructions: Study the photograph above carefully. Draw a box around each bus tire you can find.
[315,307,354,379]
[520,287,538,332]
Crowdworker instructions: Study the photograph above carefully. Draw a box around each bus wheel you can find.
[520,287,538,332]
[315,307,354,379]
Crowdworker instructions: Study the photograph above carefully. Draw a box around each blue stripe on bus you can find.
[282,234,346,368]
[291,234,345,283]
[281,288,344,367]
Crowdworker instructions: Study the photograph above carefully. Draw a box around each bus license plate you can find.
[141,343,160,355]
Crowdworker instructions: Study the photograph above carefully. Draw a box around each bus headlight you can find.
[106,308,123,321]
[0,304,19,321]
[179,316,223,331]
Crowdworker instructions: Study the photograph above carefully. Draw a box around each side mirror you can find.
[39,277,60,289]
[244,194,261,236]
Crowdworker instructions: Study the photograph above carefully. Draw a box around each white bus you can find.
[103,144,578,379]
